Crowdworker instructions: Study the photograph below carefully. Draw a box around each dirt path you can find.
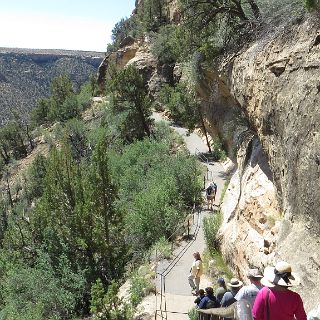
[141,114,227,320]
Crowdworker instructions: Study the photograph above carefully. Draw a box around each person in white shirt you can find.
[235,268,263,309]
[188,252,203,294]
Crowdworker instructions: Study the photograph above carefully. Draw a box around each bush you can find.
[129,268,155,307]
[149,236,172,260]
[212,137,227,161]
[188,307,198,320]
[305,0,320,10]
[90,280,133,320]
[109,136,202,256]
[203,212,222,254]
[0,251,85,320]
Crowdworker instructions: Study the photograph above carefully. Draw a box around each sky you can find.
[0,0,136,52]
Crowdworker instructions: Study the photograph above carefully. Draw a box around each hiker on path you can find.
[206,181,217,210]
[221,278,243,320]
[235,268,263,309]
[216,277,227,305]
[252,261,307,320]
[188,251,203,294]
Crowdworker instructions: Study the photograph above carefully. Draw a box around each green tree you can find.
[25,154,48,201]
[31,98,51,127]
[110,17,137,49]
[90,279,132,319]
[107,65,153,142]
[82,136,126,281]
[48,75,79,122]
[305,0,320,10]
[136,0,168,32]
[0,121,28,160]
[160,83,212,151]
[63,118,89,161]
[0,251,85,320]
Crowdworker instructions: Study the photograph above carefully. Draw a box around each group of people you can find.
[188,252,307,320]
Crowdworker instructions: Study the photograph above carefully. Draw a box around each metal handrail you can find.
[155,200,202,319]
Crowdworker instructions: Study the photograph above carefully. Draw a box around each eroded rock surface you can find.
[215,18,320,311]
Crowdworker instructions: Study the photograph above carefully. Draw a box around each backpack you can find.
[212,182,217,192]
[206,185,213,195]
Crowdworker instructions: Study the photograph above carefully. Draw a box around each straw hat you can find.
[227,278,243,288]
[261,261,300,288]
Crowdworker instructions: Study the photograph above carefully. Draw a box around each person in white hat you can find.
[220,278,243,320]
[235,268,263,309]
[252,261,307,320]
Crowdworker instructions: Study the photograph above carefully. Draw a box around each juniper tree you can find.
[107,65,152,142]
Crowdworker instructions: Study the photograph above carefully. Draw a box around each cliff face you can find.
[214,18,320,311]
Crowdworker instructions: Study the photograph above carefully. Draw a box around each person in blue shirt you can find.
[198,287,220,309]
[194,289,205,306]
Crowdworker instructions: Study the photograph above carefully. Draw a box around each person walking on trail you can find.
[206,181,217,210]
[252,261,307,320]
[221,278,243,320]
[215,277,227,305]
[188,251,203,294]
[235,268,263,309]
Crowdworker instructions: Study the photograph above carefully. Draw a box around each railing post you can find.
[187,219,190,238]
[203,175,206,190]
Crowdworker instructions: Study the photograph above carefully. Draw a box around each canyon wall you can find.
[214,18,320,311]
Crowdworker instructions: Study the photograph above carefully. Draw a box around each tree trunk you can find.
[230,0,249,21]
[26,124,34,150]
[247,0,261,19]
[0,148,10,164]
[5,173,13,208]
[198,106,211,153]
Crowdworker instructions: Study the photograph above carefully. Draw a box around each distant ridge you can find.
[0,47,105,125]
[0,47,105,56]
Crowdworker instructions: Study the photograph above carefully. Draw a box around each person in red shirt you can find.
[252,261,307,320]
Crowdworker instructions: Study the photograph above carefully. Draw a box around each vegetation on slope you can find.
[0,63,202,319]
[0,49,103,125]
[1,1,319,318]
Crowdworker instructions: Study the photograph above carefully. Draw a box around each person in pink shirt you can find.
[252,261,307,320]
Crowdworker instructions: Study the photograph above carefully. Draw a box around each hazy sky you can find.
[0,0,136,52]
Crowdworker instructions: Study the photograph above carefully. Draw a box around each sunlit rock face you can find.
[215,18,320,311]
[230,18,320,231]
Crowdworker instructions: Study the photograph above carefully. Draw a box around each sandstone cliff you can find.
[214,18,320,311]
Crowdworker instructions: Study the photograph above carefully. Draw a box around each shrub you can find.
[0,251,85,320]
[305,0,320,10]
[149,236,172,260]
[203,212,222,254]
[90,279,133,320]
[212,137,227,161]
[188,307,198,320]
[129,268,155,307]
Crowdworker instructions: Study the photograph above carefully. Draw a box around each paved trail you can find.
[151,114,227,320]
